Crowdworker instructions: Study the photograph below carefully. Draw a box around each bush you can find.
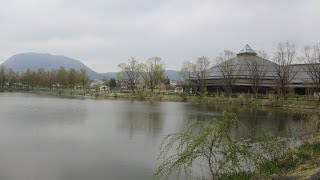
[137,92,145,101]
[154,112,258,180]
[297,142,320,161]
[179,93,188,102]
[258,142,320,175]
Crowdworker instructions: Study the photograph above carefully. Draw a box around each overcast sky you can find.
[0,0,319,72]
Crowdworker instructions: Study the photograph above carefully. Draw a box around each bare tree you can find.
[194,57,210,95]
[179,57,210,95]
[273,41,297,99]
[245,56,268,98]
[142,57,165,93]
[46,70,57,90]
[0,66,19,89]
[303,43,320,99]
[118,57,144,93]
[68,68,77,89]
[216,50,236,96]
[5,68,18,88]
[179,61,196,94]
[57,66,67,89]
[257,50,270,59]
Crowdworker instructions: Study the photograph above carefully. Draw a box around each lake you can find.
[0,93,308,180]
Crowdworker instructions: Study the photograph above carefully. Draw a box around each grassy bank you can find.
[1,88,320,109]
[218,133,320,180]
[257,133,320,179]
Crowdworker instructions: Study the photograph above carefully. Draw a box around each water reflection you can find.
[181,103,307,138]
[0,93,309,180]
[116,101,164,138]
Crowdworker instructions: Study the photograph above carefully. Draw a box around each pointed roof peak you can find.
[237,44,257,56]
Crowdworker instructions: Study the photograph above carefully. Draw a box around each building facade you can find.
[189,45,318,96]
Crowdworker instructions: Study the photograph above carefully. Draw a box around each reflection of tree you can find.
[116,102,164,138]
[180,104,221,131]
[26,100,87,127]
[277,112,287,134]
[179,103,308,140]
[117,101,307,140]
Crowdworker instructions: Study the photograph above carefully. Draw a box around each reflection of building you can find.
[189,45,317,95]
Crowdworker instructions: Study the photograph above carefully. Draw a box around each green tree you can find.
[78,68,89,91]
[109,78,117,89]
[163,76,170,85]
[155,112,257,180]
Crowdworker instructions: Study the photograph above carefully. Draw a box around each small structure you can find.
[100,85,110,92]
[89,80,105,92]
[174,87,183,93]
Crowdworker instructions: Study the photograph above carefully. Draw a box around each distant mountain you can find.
[1,53,102,79]
[164,70,181,81]
[1,52,180,80]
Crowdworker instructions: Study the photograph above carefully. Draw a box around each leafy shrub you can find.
[155,112,258,180]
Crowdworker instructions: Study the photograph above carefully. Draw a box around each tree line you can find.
[118,57,166,93]
[0,66,89,90]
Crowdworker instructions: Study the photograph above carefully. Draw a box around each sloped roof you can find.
[207,54,277,79]
[290,64,317,83]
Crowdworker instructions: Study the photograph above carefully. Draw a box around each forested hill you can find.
[1,53,102,79]
[1,53,180,80]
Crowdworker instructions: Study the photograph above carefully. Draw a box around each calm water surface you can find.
[0,93,307,180]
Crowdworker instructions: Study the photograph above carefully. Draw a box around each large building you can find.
[190,45,317,95]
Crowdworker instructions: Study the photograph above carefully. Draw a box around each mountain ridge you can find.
[2,52,102,79]
[1,52,180,80]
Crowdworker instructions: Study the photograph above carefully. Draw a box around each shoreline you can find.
[264,132,320,180]
[1,88,319,110]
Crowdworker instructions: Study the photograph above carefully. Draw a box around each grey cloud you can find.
[0,0,320,72]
